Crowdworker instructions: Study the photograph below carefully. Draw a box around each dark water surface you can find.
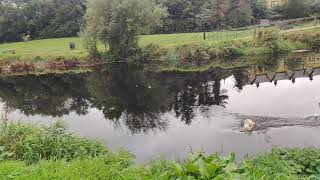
[2,53,320,162]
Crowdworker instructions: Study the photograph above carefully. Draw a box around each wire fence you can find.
[205,16,320,41]
[205,27,258,41]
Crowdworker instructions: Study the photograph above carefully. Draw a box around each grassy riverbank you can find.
[0,26,319,75]
[1,121,320,179]
[0,25,319,59]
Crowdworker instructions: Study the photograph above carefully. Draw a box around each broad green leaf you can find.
[206,163,219,176]
[225,163,238,173]
[198,159,210,178]
[187,176,196,180]
[306,168,314,173]
[172,163,183,176]
[184,164,199,174]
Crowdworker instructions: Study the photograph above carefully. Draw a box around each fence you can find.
[205,27,258,41]
[204,16,320,41]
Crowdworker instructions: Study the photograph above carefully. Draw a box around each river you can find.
[1,52,320,162]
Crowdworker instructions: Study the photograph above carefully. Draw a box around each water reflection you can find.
[86,64,169,134]
[0,53,320,135]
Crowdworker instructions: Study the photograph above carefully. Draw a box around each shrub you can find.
[141,44,168,61]
[176,45,210,63]
[221,46,242,59]
[254,28,282,53]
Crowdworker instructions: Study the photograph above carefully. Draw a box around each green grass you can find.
[1,121,320,179]
[0,24,319,61]
[0,120,108,163]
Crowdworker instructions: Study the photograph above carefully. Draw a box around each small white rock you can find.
[243,119,256,132]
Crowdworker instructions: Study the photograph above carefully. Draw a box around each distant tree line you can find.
[0,0,319,43]
[0,0,86,42]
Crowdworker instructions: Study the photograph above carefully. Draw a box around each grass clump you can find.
[0,121,108,163]
[283,27,320,49]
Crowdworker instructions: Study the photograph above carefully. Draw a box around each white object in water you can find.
[243,119,256,132]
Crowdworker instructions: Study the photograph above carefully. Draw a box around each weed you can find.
[0,120,108,163]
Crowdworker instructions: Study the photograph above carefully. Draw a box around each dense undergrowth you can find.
[1,121,320,179]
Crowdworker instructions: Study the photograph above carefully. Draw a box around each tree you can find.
[284,0,311,18]
[0,0,86,42]
[0,3,26,42]
[82,0,167,59]
[250,0,269,20]
[208,0,230,29]
[23,0,86,39]
[226,0,253,28]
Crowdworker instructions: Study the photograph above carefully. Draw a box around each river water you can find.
[1,53,320,162]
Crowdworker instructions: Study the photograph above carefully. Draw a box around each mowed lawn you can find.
[0,24,318,59]
[0,33,208,58]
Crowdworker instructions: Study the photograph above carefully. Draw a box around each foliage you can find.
[0,121,108,163]
[0,26,318,63]
[0,0,86,42]
[254,28,282,53]
[1,0,320,44]
[225,0,254,28]
[284,0,312,19]
[175,45,210,63]
[242,148,320,179]
[208,0,230,29]
[283,27,320,49]
[0,3,26,42]
[82,0,167,59]
[162,152,242,179]
[0,153,144,179]
[2,121,320,179]
[141,44,168,61]
[250,0,270,20]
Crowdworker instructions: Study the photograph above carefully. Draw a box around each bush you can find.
[141,44,168,61]
[254,28,282,53]
[175,45,210,63]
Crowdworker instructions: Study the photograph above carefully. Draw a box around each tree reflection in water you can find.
[0,53,315,134]
[173,68,229,125]
[86,64,169,134]
[0,64,233,134]
[0,74,90,116]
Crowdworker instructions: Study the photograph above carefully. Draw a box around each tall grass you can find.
[0,120,108,162]
[283,27,320,49]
